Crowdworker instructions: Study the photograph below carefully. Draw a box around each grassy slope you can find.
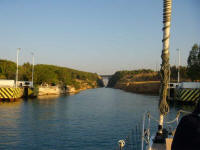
[0,59,104,90]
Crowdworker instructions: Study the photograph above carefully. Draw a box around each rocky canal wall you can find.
[114,81,160,95]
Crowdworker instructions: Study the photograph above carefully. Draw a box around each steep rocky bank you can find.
[107,70,160,95]
[114,81,160,95]
[65,78,104,94]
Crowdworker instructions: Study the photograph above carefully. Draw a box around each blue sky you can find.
[0,0,199,74]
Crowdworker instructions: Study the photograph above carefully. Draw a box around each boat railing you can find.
[116,110,191,150]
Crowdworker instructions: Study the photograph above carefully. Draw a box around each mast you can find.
[157,0,172,136]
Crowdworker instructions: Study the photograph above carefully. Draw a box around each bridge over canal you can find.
[100,75,112,87]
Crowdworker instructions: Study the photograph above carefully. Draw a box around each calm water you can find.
[0,88,194,150]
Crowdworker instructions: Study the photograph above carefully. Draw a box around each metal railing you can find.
[116,110,191,150]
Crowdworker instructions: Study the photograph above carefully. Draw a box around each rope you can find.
[165,116,179,124]
[159,0,172,116]
[178,110,191,114]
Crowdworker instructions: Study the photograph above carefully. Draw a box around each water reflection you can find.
[38,95,60,100]
[0,88,196,150]
[0,99,22,106]
[0,100,23,149]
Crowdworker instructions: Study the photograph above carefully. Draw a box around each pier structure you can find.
[0,87,23,100]
[0,80,33,101]
[167,82,200,103]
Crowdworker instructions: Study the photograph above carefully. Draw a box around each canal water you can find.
[0,88,194,150]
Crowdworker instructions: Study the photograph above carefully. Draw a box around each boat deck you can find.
[151,138,173,150]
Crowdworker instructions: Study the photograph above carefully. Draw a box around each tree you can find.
[179,66,188,80]
[0,59,103,88]
[170,65,188,82]
[34,65,58,85]
[19,63,32,81]
[0,59,16,79]
[187,44,200,81]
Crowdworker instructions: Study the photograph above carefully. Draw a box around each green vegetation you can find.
[187,44,200,81]
[170,65,188,81]
[107,69,158,87]
[0,59,104,89]
[108,43,200,87]
[1,43,199,90]
[0,59,16,79]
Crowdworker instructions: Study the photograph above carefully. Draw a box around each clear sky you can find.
[0,0,199,75]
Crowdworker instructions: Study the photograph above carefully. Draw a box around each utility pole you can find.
[16,48,21,87]
[177,49,180,83]
[31,52,34,88]
[156,63,158,72]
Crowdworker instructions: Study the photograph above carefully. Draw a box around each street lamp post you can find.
[16,48,21,87]
[177,49,180,83]
[31,52,34,88]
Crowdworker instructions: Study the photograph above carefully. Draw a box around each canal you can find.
[0,88,194,150]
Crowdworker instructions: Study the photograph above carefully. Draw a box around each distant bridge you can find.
[100,75,112,78]
[100,75,112,87]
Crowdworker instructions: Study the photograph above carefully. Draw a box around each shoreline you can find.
[37,85,101,97]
